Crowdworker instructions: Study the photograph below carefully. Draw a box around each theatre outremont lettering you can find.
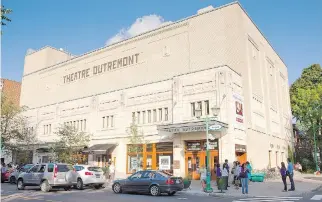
[63,53,140,84]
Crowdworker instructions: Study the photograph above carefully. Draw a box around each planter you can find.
[251,173,265,182]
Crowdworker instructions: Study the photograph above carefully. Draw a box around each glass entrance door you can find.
[185,152,201,180]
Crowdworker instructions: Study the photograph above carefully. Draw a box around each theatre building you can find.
[20,2,293,179]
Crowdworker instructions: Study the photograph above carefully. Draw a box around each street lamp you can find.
[195,106,221,193]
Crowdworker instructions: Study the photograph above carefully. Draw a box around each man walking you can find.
[287,158,295,191]
[223,159,230,187]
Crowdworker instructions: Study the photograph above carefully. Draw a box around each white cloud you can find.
[106,15,170,46]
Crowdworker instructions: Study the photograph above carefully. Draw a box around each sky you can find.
[1,0,322,85]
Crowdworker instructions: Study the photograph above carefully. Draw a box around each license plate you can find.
[176,180,180,184]
[58,179,65,182]
[96,174,100,178]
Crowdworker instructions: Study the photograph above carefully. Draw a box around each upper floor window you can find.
[64,119,86,131]
[43,124,51,135]
[164,108,169,121]
[102,116,114,129]
[158,108,162,121]
[191,100,210,117]
[142,111,146,124]
[153,109,157,122]
[147,110,152,123]
[137,112,141,124]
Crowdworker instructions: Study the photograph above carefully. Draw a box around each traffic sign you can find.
[209,124,222,131]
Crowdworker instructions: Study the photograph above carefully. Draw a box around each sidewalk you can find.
[179,174,322,197]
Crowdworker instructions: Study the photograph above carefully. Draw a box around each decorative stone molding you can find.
[39,111,55,120]
[60,105,90,117]
[98,99,119,111]
[183,81,216,95]
[127,90,171,106]
[270,143,274,148]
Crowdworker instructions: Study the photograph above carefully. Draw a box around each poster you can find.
[159,156,171,170]
[233,93,245,130]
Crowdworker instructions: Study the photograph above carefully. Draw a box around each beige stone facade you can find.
[20,2,292,178]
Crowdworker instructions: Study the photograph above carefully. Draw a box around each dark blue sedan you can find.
[112,170,183,196]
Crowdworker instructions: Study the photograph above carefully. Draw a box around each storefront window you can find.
[126,143,173,174]
[127,154,143,173]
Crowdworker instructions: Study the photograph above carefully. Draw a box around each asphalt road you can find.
[1,182,321,202]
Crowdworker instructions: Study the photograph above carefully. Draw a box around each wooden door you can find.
[185,152,201,180]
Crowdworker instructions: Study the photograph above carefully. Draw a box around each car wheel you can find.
[150,185,160,196]
[17,179,25,190]
[40,180,51,192]
[168,191,176,196]
[94,184,103,189]
[10,176,16,184]
[112,183,122,194]
[76,178,84,190]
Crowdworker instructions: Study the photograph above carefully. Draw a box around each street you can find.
[1,183,321,202]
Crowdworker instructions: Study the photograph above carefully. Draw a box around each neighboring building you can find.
[20,2,293,179]
[0,78,22,164]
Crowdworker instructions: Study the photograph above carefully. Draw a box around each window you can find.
[30,165,40,173]
[132,112,136,122]
[77,120,79,130]
[39,165,46,173]
[83,119,86,131]
[111,115,114,127]
[148,110,152,123]
[153,109,157,122]
[47,164,54,172]
[158,108,162,121]
[142,111,146,124]
[136,112,140,124]
[204,100,209,115]
[43,124,51,135]
[164,108,168,121]
[197,102,202,116]
[102,117,105,128]
[57,164,70,172]
[191,103,195,117]
[106,116,110,128]
[80,120,83,130]
[130,171,143,179]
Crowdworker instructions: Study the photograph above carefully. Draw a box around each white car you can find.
[72,165,106,190]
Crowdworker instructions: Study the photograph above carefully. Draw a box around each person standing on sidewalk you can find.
[279,162,288,192]
[223,159,230,187]
[287,158,295,191]
[239,163,249,194]
[246,161,252,182]
[222,163,229,190]
[216,164,222,190]
[109,161,115,182]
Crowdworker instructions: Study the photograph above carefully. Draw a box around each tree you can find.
[126,118,147,172]
[51,124,91,164]
[290,64,322,169]
[1,94,38,163]
[1,5,13,34]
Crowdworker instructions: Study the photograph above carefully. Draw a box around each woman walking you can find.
[239,163,249,194]
[246,161,252,182]
[279,162,288,192]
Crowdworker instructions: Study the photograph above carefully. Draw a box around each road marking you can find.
[177,198,187,200]
[233,196,303,202]
[310,195,322,200]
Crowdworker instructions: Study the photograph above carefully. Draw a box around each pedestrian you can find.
[287,158,295,191]
[234,161,241,188]
[239,163,249,194]
[109,161,115,182]
[279,162,287,192]
[223,159,230,187]
[246,161,252,182]
[222,163,229,190]
[1,163,7,183]
[231,161,236,184]
[216,164,222,190]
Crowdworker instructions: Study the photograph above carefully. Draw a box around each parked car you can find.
[1,171,11,183]
[16,163,76,192]
[9,164,34,184]
[71,165,105,190]
[112,170,183,196]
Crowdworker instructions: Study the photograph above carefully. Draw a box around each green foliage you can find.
[1,93,37,153]
[290,64,322,170]
[51,124,91,164]
[1,5,13,34]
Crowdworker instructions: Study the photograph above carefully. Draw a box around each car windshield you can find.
[88,167,103,172]
[57,164,70,172]
[157,171,171,178]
